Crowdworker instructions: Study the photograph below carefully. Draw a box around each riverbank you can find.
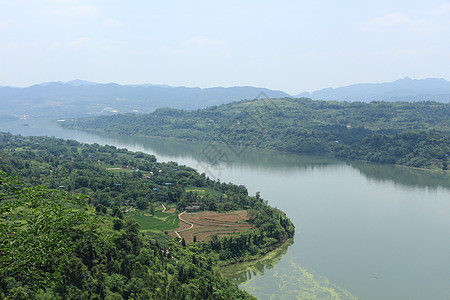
[220,237,294,271]
[57,122,449,172]
[58,99,450,171]
[3,120,450,298]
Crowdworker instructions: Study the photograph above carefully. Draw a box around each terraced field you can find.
[173,210,253,243]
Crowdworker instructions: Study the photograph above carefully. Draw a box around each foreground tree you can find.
[0,172,101,289]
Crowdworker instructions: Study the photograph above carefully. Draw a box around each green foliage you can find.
[134,196,148,210]
[0,172,254,299]
[0,172,101,287]
[337,130,450,168]
[61,98,450,169]
[0,133,295,299]
[125,209,179,231]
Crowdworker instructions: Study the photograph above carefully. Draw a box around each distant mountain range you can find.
[0,81,289,118]
[1,77,449,118]
[296,77,450,103]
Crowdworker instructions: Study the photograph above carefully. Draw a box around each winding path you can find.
[174,211,194,241]
[161,204,194,242]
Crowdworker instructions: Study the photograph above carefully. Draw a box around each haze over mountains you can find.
[297,77,450,102]
[0,81,289,118]
[1,77,449,118]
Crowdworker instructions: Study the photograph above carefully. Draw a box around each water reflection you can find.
[221,239,294,285]
[83,131,450,191]
[346,160,450,191]
[3,117,448,192]
[75,129,340,170]
[3,117,450,299]
[58,124,450,191]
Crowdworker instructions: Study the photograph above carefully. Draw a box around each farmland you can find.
[125,206,179,232]
[172,210,253,244]
[124,207,254,246]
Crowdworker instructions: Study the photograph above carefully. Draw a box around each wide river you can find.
[2,117,450,299]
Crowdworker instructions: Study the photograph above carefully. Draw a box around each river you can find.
[2,116,450,299]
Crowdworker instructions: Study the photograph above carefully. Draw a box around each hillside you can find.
[296,77,450,102]
[0,81,289,118]
[0,133,294,299]
[61,98,450,170]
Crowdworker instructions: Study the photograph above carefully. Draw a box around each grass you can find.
[103,166,136,173]
[143,231,172,248]
[125,208,179,231]
[185,188,206,193]
[185,187,226,199]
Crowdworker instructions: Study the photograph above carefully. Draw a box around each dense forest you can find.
[60,98,450,170]
[0,133,294,299]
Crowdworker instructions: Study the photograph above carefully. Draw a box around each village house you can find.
[185,205,201,212]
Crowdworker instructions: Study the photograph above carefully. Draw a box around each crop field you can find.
[125,208,179,232]
[185,188,206,194]
[174,210,253,244]
[184,187,225,199]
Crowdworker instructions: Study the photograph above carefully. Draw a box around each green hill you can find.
[0,133,294,299]
[61,98,450,170]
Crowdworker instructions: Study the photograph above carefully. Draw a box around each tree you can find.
[112,206,123,219]
[113,218,124,230]
[135,197,148,210]
[95,203,107,214]
[0,172,101,287]
[149,204,155,215]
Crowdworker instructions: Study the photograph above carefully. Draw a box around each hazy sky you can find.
[1,0,450,94]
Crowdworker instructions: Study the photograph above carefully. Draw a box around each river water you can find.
[2,117,450,299]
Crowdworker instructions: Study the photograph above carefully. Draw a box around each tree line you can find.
[60,98,450,170]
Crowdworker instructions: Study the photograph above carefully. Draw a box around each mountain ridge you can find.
[296,77,450,102]
[0,81,289,118]
[2,77,450,118]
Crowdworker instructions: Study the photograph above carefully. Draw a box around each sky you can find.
[1,0,450,94]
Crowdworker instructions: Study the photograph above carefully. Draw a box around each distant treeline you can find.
[61,98,450,170]
[0,133,294,299]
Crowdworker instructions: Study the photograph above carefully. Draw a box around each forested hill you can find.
[0,133,294,299]
[61,98,450,170]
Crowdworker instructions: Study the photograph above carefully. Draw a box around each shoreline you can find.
[219,237,294,270]
[57,124,449,173]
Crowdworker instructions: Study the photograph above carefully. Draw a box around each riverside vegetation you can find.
[0,133,294,299]
[61,98,450,170]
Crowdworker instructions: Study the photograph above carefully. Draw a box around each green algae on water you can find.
[222,239,357,299]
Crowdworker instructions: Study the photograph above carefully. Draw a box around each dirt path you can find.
[175,210,252,244]
[174,211,194,241]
